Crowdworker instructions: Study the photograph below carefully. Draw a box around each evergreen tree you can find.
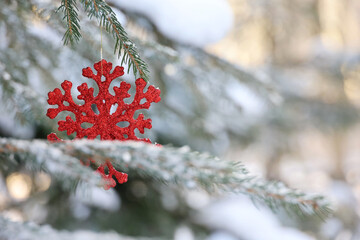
[2,0,352,239]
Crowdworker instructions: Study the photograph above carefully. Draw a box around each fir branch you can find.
[0,215,157,240]
[0,138,332,219]
[79,0,150,81]
[0,78,47,125]
[58,0,81,45]
[0,138,100,190]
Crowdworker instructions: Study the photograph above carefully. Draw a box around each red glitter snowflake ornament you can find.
[46,59,161,189]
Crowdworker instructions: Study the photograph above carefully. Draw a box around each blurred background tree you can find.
[0,0,360,239]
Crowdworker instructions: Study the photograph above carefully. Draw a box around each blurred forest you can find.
[0,0,360,239]
[208,1,360,239]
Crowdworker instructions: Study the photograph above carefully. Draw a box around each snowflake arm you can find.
[111,78,161,142]
[96,160,128,190]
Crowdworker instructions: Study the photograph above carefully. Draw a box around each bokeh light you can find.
[34,172,51,192]
[6,173,32,201]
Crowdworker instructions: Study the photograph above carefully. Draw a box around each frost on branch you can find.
[46,59,161,189]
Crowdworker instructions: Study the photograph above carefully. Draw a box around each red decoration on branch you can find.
[46,59,161,189]
[97,160,128,190]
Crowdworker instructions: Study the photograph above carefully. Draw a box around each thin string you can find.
[100,22,103,76]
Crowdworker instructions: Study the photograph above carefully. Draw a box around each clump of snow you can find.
[174,226,194,240]
[196,197,315,240]
[328,181,357,207]
[225,82,266,116]
[108,0,233,47]
[320,218,343,239]
[207,231,238,240]
[72,184,120,212]
[112,8,127,25]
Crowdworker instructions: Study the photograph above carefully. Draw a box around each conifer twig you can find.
[58,0,81,45]
[60,0,150,81]
[0,138,332,219]
[0,216,157,240]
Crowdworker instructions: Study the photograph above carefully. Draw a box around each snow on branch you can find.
[0,138,101,190]
[0,215,155,240]
[0,138,332,219]
[0,79,48,125]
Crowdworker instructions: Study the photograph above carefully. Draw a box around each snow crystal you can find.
[108,0,233,47]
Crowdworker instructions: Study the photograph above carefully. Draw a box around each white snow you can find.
[0,107,35,139]
[72,184,121,212]
[108,0,233,47]
[174,226,195,240]
[186,190,210,209]
[112,8,127,26]
[328,181,358,207]
[225,82,266,116]
[28,22,62,45]
[206,231,238,240]
[0,23,8,49]
[196,197,315,240]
